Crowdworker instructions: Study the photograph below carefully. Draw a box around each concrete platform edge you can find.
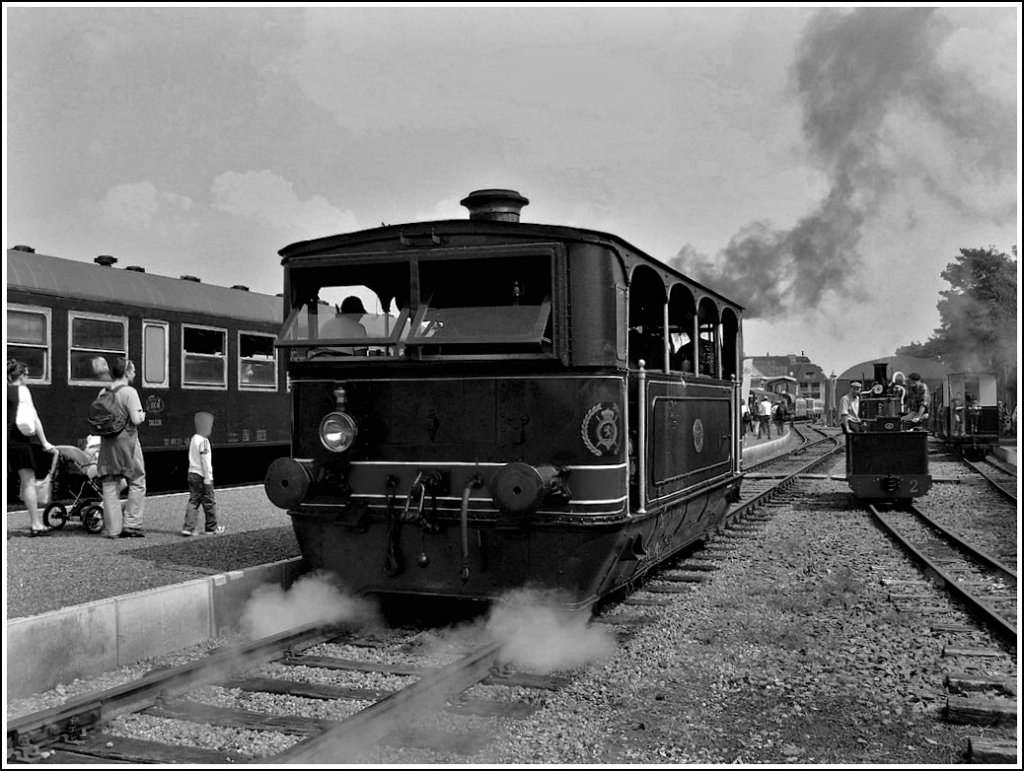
[740,428,795,468]
[6,556,306,699]
[990,445,1017,468]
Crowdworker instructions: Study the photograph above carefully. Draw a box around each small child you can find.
[182,411,225,536]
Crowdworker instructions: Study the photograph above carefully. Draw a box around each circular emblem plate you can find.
[146,395,165,414]
[581,402,621,456]
[692,418,705,453]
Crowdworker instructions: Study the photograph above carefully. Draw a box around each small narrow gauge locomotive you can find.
[264,189,745,607]
[845,363,931,505]
[6,247,290,493]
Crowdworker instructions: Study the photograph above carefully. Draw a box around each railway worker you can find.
[839,381,864,433]
[324,296,369,354]
[758,395,773,439]
[96,358,147,539]
[7,359,57,536]
[963,392,980,434]
[902,373,929,428]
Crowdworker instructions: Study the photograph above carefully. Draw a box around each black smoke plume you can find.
[672,8,1015,318]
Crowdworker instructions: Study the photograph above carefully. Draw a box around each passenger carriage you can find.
[931,371,1001,460]
[6,247,290,493]
[264,189,744,606]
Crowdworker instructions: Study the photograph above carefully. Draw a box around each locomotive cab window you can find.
[407,253,553,356]
[68,312,128,385]
[7,304,51,384]
[182,324,227,389]
[278,261,410,358]
[239,331,278,390]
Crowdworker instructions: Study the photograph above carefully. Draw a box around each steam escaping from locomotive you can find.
[239,571,378,639]
[486,589,617,673]
[673,7,1015,319]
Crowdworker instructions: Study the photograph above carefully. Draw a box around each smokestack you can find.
[125,265,146,273]
[180,275,201,282]
[95,255,117,267]
[873,362,889,384]
[460,189,529,222]
[12,244,35,253]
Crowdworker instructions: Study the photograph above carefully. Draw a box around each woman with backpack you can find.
[94,358,147,538]
[7,359,57,536]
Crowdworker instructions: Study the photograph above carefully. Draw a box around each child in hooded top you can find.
[181,411,224,536]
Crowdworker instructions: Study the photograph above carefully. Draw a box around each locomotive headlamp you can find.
[320,411,358,453]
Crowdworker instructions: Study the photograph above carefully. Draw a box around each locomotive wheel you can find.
[43,503,68,531]
[82,504,106,534]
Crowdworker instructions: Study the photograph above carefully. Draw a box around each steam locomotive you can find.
[265,189,745,607]
[845,362,931,504]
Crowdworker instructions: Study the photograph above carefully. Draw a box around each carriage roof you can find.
[7,249,281,324]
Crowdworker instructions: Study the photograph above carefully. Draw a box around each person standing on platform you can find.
[95,358,147,538]
[181,411,225,536]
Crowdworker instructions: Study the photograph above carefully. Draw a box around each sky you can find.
[3,4,1019,376]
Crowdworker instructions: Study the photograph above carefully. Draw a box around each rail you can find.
[870,504,1017,647]
[962,458,1017,504]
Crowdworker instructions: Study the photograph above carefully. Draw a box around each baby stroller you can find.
[42,444,106,534]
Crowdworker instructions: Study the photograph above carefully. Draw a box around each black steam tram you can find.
[265,190,744,606]
[6,247,290,493]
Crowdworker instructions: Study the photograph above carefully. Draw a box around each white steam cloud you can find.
[486,588,617,673]
[239,571,377,639]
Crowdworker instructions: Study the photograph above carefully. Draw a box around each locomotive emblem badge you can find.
[146,395,165,414]
[582,402,620,456]
[692,418,704,453]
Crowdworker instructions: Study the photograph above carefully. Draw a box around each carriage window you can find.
[628,266,666,369]
[697,298,720,378]
[69,312,128,384]
[182,325,227,388]
[143,321,169,388]
[7,305,51,383]
[239,332,278,390]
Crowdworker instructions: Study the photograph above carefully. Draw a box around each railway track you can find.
[870,503,1017,647]
[7,621,564,764]
[962,457,1017,503]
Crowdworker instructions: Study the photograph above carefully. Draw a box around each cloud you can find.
[212,169,358,239]
[672,7,1017,320]
[99,181,193,228]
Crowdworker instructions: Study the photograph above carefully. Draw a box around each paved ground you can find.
[5,484,299,619]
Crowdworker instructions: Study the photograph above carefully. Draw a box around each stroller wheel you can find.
[82,504,105,535]
[43,503,68,531]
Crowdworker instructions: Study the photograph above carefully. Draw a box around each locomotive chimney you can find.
[94,255,118,267]
[460,189,529,222]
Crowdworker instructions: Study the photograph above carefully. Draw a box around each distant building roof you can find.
[7,249,282,325]
[837,354,948,383]
[747,354,825,381]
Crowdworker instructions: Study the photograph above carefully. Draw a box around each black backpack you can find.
[88,385,129,436]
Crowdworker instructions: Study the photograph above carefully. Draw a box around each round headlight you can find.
[319,411,358,453]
